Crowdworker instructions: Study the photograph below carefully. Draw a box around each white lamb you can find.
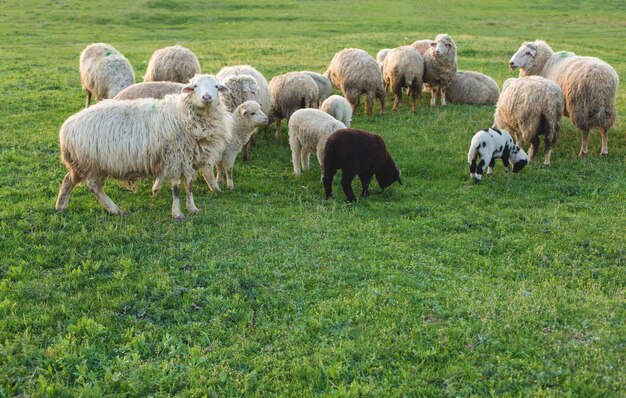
[288,109,346,177]
[55,75,232,220]
[320,95,352,127]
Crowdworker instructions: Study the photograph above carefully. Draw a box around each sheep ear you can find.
[181,84,194,93]
[430,42,437,47]
[218,84,230,94]
[239,106,248,116]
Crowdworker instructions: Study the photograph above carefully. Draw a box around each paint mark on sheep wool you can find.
[105,48,112,57]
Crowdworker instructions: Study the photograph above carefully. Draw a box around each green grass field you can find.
[1,0,625,396]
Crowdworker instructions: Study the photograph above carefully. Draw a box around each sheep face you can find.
[375,157,402,189]
[508,43,537,73]
[510,145,529,173]
[431,34,456,57]
[240,101,269,126]
[183,75,229,108]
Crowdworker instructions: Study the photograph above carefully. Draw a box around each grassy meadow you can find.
[1,0,625,396]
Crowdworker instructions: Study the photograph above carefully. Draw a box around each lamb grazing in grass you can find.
[113,81,183,100]
[411,34,457,106]
[324,48,386,116]
[301,71,332,107]
[382,46,424,112]
[467,128,528,184]
[376,48,392,71]
[323,128,401,202]
[446,71,500,105]
[220,74,260,112]
[55,74,232,220]
[143,45,201,83]
[80,43,135,107]
[268,71,319,140]
[320,95,352,127]
[288,108,346,177]
[217,65,272,161]
[208,101,268,191]
[509,40,619,156]
[494,76,564,165]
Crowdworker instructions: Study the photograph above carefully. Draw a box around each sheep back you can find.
[269,72,319,120]
[446,71,500,105]
[382,46,424,92]
[288,108,346,154]
[301,71,333,106]
[320,95,353,127]
[144,45,201,83]
[221,74,260,112]
[216,65,272,116]
[80,43,135,100]
[113,81,183,100]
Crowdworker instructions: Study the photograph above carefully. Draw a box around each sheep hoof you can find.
[173,214,186,221]
[578,151,588,157]
[600,152,608,158]
[188,207,199,215]
[473,178,481,185]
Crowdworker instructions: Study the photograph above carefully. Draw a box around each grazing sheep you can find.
[113,81,183,100]
[220,74,260,112]
[382,46,424,112]
[446,71,500,105]
[324,48,386,116]
[320,95,352,127]
[411,34,457,106]
[494,76,564,165]
[217,65,272,160]
[79,43,135,107]
[467,128,528,184]
[301,71,332,107]
[55,74,232,220]
[508,40,619,156]
[268,71,319,140]
[208,101,268,191]
[143,45,201,83]
[323,128,401,202]
[376,48,392,70]
[288,109,346,177]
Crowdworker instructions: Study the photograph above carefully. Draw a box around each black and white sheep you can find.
[324,48,386,116]
[508,40,619,156]
[268,71,319,140]
[320,95,352,127]
[446,71,500,105]
[143,45,201,84]
[288,108,346,177]
[494,76,564,165]
[323,128,401,202]
[80,43,135,107]
[411,34,457,106]
[113,81,183,100]
[55,74,232,220]
[382,46,424,112]
[467,128,528,184]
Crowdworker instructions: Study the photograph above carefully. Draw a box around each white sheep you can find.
[467,128,528,184]
[324,48,386,116]
[288,109,346,177]
[508,40,619,156]
[376,48,392,71]
[209,101,268,191]
[113,81,183,100]
[382,46,424,112]
[445,71,500,105]
[268,71,319,140]
[411,34,457,106]
[143,45,201,83]
[301,71,332,107]
[320,95,352,127]
[494,76,564,166]
[216,65,272,160]
[79,43,135,107]
[55,74,232,220]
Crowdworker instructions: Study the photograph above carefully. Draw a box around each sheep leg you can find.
[152,177,163,196]
[242,142,249,162]
[300,150,310,173]
[345,89,359,113]
[85,177,123,215]
[600,127,608,156]
[85,90,91,108]
[429,86,437,107]
[528,135,540,161]
[579,129,590,157]
[55,172,80,211]
[365,92,375,116]
[222,152,237,191]
[289,138,302,176]
[275,118,282,141]
[501,151,511,173]
[487,158,496,176]
[201,165,221,193]
[216,162,224,185]
[410,83,420,113]
[184,174,199,215]
[544,137,554,166]
[322,167,337,199]
[316,145,326,179]
[469,157,478,180]
[377,89,386,116]
[392,81,402,112]
[473,156,489,184]
[440,87,447,106]
[359,173,373,198]
[341,171,357,202]
[170,179,184,220]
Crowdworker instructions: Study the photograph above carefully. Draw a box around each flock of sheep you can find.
[55,36,619,218]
